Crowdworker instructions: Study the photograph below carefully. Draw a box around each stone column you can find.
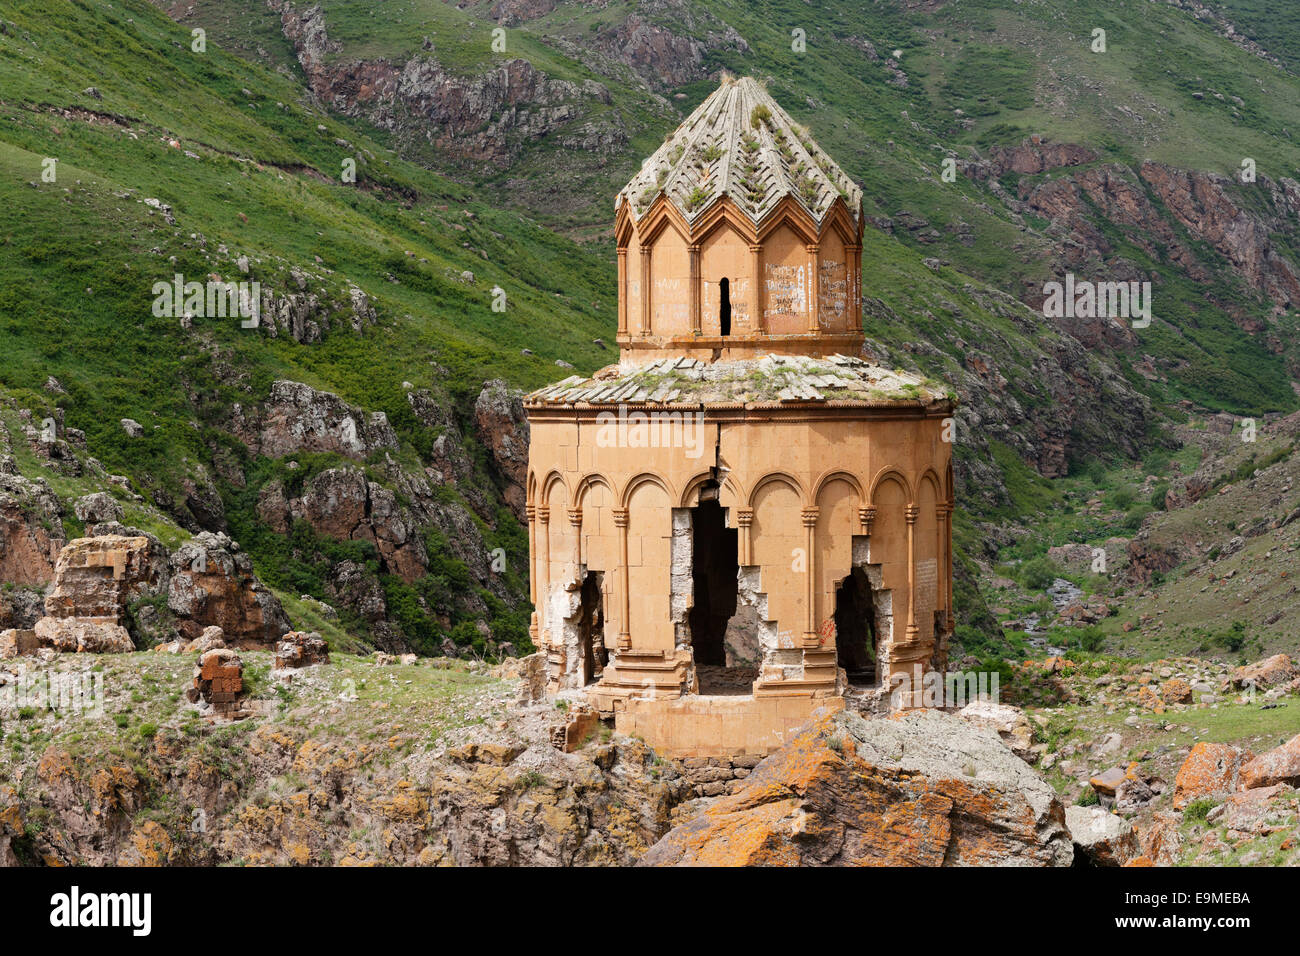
[801,506,820,647]
[614,508,631,649]
[847,243,862,331]
[749,243,764,333]
[526,503,538,644]
[537,506,550,641]
[805,243,820,332]
[639,247,652,335]
[936,503,951,614]
[617,248,628,335]
[568,508,583,568]
[736,508,754,565]
[904,504,919,644]
[688,243,702,335]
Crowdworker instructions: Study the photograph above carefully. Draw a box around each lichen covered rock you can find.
[641,708,1072,867]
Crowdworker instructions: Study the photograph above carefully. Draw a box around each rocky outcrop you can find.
[37,534,168,653]
[1139,161,1300,310]
[168,533,291,648]
[233,380,398,461]
[474,380,529,521]
[957,700,1037,763]
[271,1,611,167]
[987,139,1097,177]
[641,709,1073,866]
[257,467,427,582]
[72,492,123,531]
[0,471,66,586]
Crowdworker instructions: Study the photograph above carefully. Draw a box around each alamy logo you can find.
[151,273,261,327]
[1042,273,1151,328]
[595,405,706,459]
[50,886,151,936]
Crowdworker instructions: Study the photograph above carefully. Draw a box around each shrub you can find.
[1017,556,1061,591]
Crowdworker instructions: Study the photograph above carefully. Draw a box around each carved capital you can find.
[904,505,919,525]
[736,507,754,528]
[525,504,537,522]
[567,508,583,528]
[858,506,876,534]
[612,508,629,528]
[801,506,820,528]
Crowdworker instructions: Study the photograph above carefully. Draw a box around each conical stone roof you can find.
[618,75,862,229]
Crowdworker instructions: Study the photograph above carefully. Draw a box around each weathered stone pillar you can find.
[805,243,820,332]
[688,243,702,335]
[736,507,754,565]
[639,247,652,335]
[936,502,951,614]
[537,506,550,639]
[904,504,919,644]
[617,248,628,335]
[568,507,583,568]
[614,508,631,649]
[847,243,862,331]
[749,243,764,333]
[526,503,539,644]
[801,506,820,647]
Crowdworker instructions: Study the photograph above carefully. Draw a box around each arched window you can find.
[719,277,731,336]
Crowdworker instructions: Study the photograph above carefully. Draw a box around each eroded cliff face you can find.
[270,1,618,167]
[0,653,690,867]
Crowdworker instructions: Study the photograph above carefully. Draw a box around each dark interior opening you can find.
[688,497,738,670]
[834,567,877,686]
[719,278,731,336]
[579,570,607,685]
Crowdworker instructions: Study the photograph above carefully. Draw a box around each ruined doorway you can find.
[579,571,607,685]
[834,567,877,686]
[719,278,731,336]
[689,496,757,694]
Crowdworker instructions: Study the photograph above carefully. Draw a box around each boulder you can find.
[183,625,226,654]
[273,631,330,670]
[34,617,134,654]
[72,492,123,530]
[640,709,1072,867]
[1065,805,1140,866]
[1229,654,1298,692]
[1207,784,1295,835]
[0,628,39,658]
[168,533,290,648]
[1239,734,1300,790]
[1160,677,1192,705]
[1135,810,1183,866]
[1172,742,1253,809]
[957,700,1036,762]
